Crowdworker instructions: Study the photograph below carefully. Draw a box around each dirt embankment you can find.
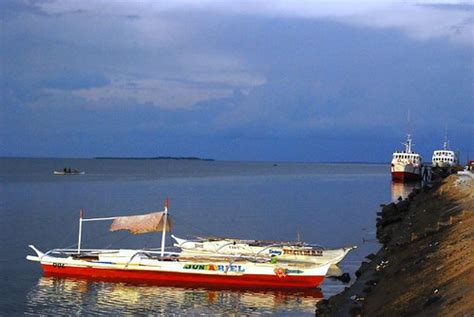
[317,175,474,316]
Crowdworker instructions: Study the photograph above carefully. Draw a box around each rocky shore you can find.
[317,175,474,316]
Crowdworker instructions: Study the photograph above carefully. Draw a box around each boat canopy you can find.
[110,211,172,234]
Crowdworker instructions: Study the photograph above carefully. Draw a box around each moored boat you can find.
[26,200,331,289]
[171,235,355,266]
[391,134,423,182]
[432,138,458,168]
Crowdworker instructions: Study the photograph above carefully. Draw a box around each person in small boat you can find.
[63,167,67,173]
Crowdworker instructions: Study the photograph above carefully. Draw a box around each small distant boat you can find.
[53,170,85,175]
[26,199,332,289]
[391,134,423,182]
[432,137,458,168]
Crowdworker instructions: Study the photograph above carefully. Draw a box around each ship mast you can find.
[443,138,449,151]
[161,197,169,257]
[443,126,449,150]
[404,134,413,153]
[403,110,414,153]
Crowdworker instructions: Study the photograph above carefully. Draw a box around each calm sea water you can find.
[0,158,400,315]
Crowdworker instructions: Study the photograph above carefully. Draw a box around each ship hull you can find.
[41,263,325,289]
[391,171,422,182]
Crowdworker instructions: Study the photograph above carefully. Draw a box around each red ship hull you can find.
[391,171,422,182]
[41,264,325,289]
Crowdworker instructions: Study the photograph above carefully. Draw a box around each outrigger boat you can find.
[172,236,355,266]
[26,199,332,288]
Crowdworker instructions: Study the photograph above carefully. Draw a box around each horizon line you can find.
[0,155,391,164]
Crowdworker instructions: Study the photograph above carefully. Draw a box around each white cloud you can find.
[72,77,233,109]
[218,0,474,47]
[10,0,473,112]
[37,1,474,48]
[176,53,266,87]
[343,3,474,45]
[68,53,266,109]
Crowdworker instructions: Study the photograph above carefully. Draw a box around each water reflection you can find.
[390,181,421,202]
[26,276,323,315]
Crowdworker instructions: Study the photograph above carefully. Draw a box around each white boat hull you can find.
[172,236,355,266]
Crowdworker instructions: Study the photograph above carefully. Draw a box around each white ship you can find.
[391,134,423,182]
[432,138,458,168]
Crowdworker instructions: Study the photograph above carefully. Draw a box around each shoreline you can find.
[317,174,474,316]
[94,156,215,161]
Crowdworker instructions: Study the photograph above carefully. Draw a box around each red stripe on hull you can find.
[41,264,325,289]
[391,171,422,182]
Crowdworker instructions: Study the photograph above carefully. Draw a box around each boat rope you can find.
[102,232,133,250]
[171,213,215,238]
[61,222,134,251]
[59,225,76,249]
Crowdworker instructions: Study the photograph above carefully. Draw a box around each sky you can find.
[1,0,473,162]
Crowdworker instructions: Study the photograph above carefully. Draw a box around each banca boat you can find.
[172,235,355,266]
[26,200,331,289]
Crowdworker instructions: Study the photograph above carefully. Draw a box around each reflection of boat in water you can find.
[26,276,323,315]
[390,181,421,202]
[27,199,331,289]
[172,235,356,267]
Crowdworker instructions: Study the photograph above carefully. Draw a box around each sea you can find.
[0,158,415,315]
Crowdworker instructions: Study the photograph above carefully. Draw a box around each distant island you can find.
[94,156,215,161]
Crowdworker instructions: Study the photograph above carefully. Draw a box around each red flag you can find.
[80,208,84,219]
[165,197,169,209]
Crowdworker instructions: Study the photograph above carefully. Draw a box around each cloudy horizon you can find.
[1,0,473,162]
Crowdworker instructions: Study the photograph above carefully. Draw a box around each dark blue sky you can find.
[1,1,473,162]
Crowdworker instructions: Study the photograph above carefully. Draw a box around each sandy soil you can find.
[316,175,474,316]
